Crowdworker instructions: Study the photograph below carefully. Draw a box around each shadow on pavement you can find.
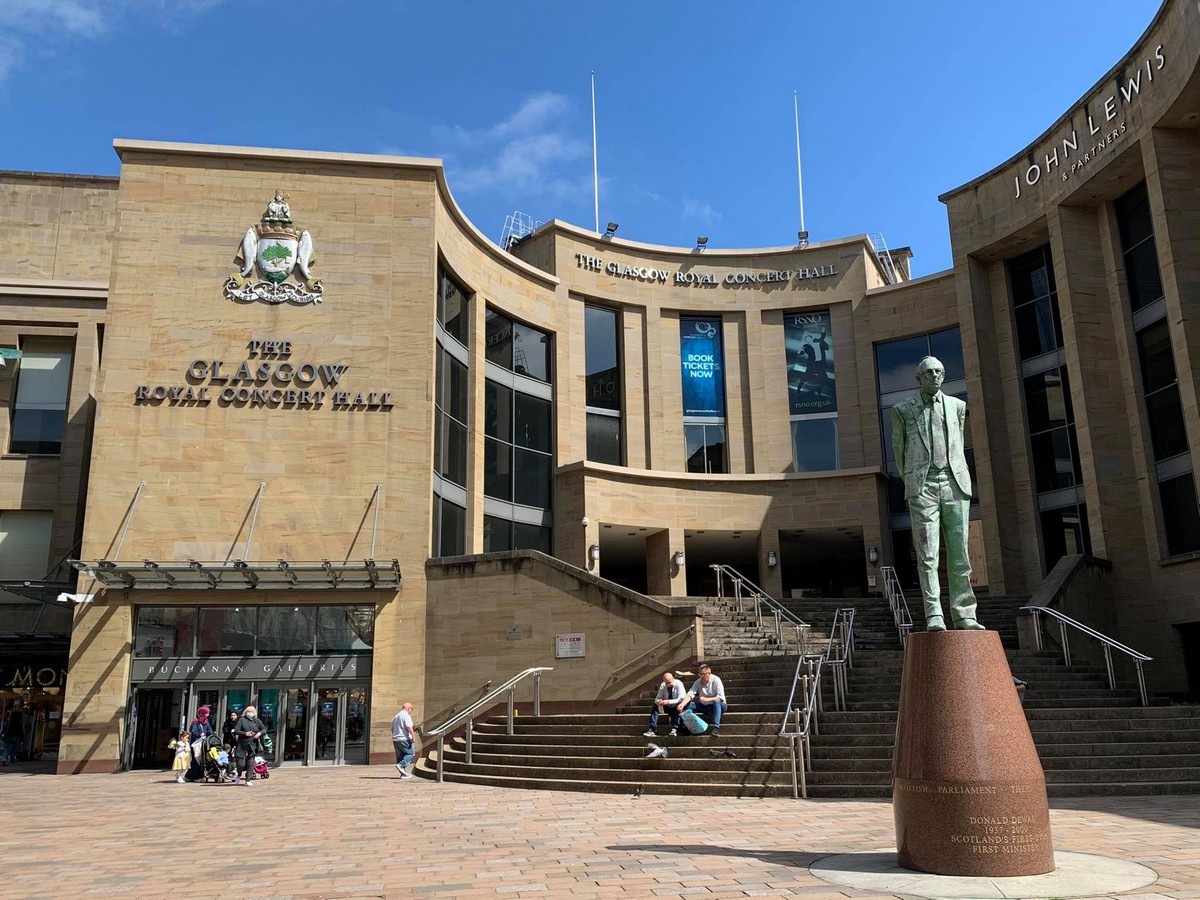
[607,843,828,869]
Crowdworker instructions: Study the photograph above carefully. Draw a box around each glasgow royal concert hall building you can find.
[0,0,1198,772]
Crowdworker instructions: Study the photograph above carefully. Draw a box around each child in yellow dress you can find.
[168,731,190,783]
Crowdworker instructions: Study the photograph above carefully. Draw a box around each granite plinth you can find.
[893,630,1054,877]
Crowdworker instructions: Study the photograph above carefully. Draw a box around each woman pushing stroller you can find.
[233,705,267,786]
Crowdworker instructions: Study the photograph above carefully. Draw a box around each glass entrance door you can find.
[313,687,340,765]
[282,687,309,766]
[130,688,182,769]
[343,686,368,765]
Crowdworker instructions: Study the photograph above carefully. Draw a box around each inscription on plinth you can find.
[892,631,1054,877]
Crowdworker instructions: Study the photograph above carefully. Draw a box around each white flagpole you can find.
[592,71,600,234]
[794,90,806,237]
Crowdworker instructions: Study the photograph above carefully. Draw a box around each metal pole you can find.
[1103,645,1115,690]
[591,71,599,234]
[112,480,147,560]
[507,688,515,735]
[368,483,382,559]
[465,713,474,763]
[790,736,799,799]
[799,737,808,799]
[534,674,542,717]
[1136,662,1148,707]
[1060,620,1071,666]
[436,736,444,782]
[793,90,806,235]
[1032,611,1044,650]
[244,482,266,560]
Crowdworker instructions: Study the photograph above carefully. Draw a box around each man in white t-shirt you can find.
[391,702,416,778]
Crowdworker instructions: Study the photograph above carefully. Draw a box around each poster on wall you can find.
[680,318,726,417]
[784,311,836,414]
[555,633,586,658]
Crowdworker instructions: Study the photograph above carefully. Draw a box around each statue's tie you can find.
[930,397,948,469]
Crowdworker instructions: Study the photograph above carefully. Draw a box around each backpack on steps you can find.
[680,709,709,735]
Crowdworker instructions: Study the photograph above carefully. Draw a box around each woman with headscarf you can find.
[185,705,213,783]
[233,704,267,786]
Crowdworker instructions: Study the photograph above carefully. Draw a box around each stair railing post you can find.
[1031,609,1044,650]
[1059,619,1072,666]
[507,688,515,735]
[1136,660,1148,707]
[1103,644,1115,691]
[773,608,782,642]
[465,713,474,763]
[436,736,444,782]
[534,673,542,716]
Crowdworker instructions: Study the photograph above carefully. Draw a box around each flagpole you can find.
[794,90,807,239]
[592,71,600,234]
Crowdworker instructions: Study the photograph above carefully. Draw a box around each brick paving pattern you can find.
[1,767,1197,899]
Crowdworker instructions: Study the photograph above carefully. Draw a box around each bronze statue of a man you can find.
[890,356,983,631]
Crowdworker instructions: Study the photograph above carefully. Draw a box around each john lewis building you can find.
[0,0,1197,772]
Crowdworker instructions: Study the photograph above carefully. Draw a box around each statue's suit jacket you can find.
[890,391,972,501]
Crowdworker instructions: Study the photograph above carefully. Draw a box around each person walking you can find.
[185,705,213,782]
[391,702,416,779]
[233,705,267,786]
[169,730,190,783]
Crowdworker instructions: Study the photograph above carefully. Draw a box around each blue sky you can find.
[0,1,1163,275]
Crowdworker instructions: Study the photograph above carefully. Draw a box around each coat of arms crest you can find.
[224,191,323,305]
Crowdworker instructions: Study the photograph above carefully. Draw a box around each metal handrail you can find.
[881,565,913,649]
[415,680,493,737]
[600,624,697,694]
[1020,605,1152,706]
[778,652,825,799]
[424,666,553,782]
[822,607,855,711]
[709,564,810,654]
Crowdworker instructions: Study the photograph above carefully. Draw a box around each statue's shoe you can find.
[955,619,986,630]
[926,616,946,631]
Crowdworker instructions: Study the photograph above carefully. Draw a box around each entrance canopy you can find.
[69,559,401,591]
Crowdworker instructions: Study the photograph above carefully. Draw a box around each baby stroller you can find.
[200,734,234,783]
[252,754,271,779]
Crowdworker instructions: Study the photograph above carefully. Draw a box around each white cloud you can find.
[0,0,226,87]
[438,93,590,205]
[682,198,722,226]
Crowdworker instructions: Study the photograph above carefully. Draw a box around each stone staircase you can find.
[415,593,1200,797]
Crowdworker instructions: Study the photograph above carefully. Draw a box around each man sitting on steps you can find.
[643,671,686,737]
[676,663,728,736]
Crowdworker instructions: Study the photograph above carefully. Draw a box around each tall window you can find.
[680,317,727,474]
[784,311,838,471]
[483,308,553,554]
[1008,244,1089,570]
[875,328,974,587]
[1116,182,1200,556]
[585,305,622,465]
[432,266,469,557]
[9,337,73,455]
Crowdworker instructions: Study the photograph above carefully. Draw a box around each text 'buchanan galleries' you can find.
[132,338,393,411]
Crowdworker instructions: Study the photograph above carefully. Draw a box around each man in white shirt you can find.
[391,702,416,778]
[676,663,728,736]
[643,672,686,737]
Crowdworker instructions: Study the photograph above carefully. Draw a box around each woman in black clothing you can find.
[222,709,239,751]
[234,705,267,786]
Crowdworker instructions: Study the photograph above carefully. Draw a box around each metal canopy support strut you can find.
[243,482,266,561]
[369,484,383,560]
[113,481,147,561]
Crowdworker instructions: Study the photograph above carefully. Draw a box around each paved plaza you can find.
[2,766,1198,900]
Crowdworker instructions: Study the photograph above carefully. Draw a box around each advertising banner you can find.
[680,318,725,417]
[784,311,836,415]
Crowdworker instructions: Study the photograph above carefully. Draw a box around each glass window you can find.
[438,269,468,346]
[1023,369,1073,434]
[585,306,621,412]
[514,522,552,553]
[133,607,197,657]
[513,322,551,382]
[1009,246,1063,361]
[1009,246,1056,306]
[256,607,316,655]
[484,437,513,501]
[514,393,551,452]
[1030,427,1082,492]
[1145,387,1189,461]
[927,328,966,383]
[483,515,512,552]
[435,497,466,557]
[514,449,552,508]
[1160,473,1200,557]
[685,423,727,474]
[486,309,512,369]
[875,335,930,394]
[9,338,73,455]
[587,413,621,465]
[1116,182,1164,312]
[1038,504,1090,574]
[316,606,375,653]
[485,381,512,442]
[791,418,838,472]
[197,608,257,656]
[438,418,468,487]
[445,353,468,423]
[1137,320,1177,395]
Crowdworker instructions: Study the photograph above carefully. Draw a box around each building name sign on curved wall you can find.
[575,254,837,286]
[132,338,394,411]
[1013,44,1165,198]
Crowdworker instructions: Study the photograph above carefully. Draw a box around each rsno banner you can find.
[680,317,726,417]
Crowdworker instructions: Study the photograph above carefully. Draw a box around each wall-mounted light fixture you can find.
[604,222,619,238]
[767,550,778,568]
[868,546,879,565]
[797,230,809,247]
[672,550,685,567]
[695,236,708,251]
[589,544,601,562]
